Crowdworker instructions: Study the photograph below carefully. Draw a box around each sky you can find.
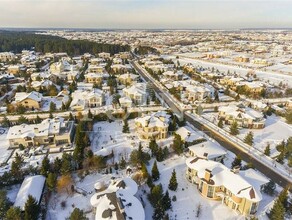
[0,0,292,29]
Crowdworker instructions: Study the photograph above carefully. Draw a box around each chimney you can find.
[232,165,240,174]
[204,169,212,182]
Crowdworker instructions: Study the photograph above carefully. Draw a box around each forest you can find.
[0,31,130,55]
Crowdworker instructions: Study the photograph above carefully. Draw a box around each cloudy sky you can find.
[0,0,291,29]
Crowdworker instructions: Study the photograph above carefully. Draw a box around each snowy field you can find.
[165,54,292,87]
[0,128,12,165]
[142,156,275,220]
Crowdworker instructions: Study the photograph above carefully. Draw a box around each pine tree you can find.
[231,155,242,169]
[61,153,72,175]
[69,208,87,220]
[24,195,40,220]
[49,112,53,119]
[5,207,22,220]
[35,115,42,123]
[141,163,149,179]
[69,112,74,121]
[47,172,57,192]
[230,121,239,135]
[156,147,165,162]
[148,184,163,206]
[40,156,50,177]
[151,161,160,181]
[0,190,11,219]
[87,109,93,119]
[264,143,271,156]
[172,133,184,155]
[262,180,276,196]
[122,119,130,133]
[149,139,159,157]
[49,101,56,112]
[244,131,254,146]
[162,190,172,211]
[278,187,289,212]
[269,198,285,220]
[152,201,165,220]
[119,157,126,169]
[218,118,223,128]
[168,169,178,191]
[1,116,10,127]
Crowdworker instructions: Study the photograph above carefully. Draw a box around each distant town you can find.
[0,29,291,220]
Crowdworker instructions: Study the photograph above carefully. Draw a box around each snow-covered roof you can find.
[14,175,46,210]
[176,126,204,142]
[219,105,264,121]
[15,91,43,103]
[135,111,170,128]
[186,157,265,202]
[90,178,145,220]
[188,141,227,160]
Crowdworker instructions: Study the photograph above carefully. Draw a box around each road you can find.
[131,59,292,189]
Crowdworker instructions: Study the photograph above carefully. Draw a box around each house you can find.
[186,157,269,216]
[90,178,145,220]
[111,64,127,73]
[135,111,170,140]
[162,71,183,81]
[14,91,43,110]
[119,96,132,108]
[176,126,205,145]
[218,105,265,129]
[98,52,111,59]
[31,80,53,91]
[7,117,75,148]
[117,73,139,86]
[70,89,104,111]
[7,65,20,75]
[123,83,147,105]
[188,141,227,162]
[88,65,104,73]
[85,72,103,85]
[0,52,16,62]
[185,85,211,102]
[14,175,46,211]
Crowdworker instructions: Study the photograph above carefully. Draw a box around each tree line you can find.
[0,31,130,56]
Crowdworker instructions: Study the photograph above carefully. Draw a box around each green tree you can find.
[69,208,88,220]
[285,110,292,124]
[87,109,93,119]
[151,161,160,181]
[18,115,29,124]
[1,116,10,127]
[231,155,242,169]
[152,201,165,220]
[172,133,184,155]
[119,157,126,169]
[162,190,172,211]
[0,190,11,219]
[262,180,276,196]
[24,195,40,220]
[11,153,24,180]
[244,131,254,146]
[268,198,285,220]
[264,143,271,156]
[230,121,239,136]
[218,118,223,128]
[40,156,50,177]
[49,101,56,112]
[5,207,22,220]
[122,119,130,133]
[148,184,163,207]
[149,139,159,157]
[47,172,57,192]
[61,153,72,175]
[129,143,150,166]
[168,169,178,191]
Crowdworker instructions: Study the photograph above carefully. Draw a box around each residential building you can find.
[85,72,103,85]
[218,105,265,129]
[123,83,147,105]
[117,73,139,86]
[7,117,75,148]
[135,111,170,140]
[186,157,268,216]
[70,89,104,111]
[14,91,43,110]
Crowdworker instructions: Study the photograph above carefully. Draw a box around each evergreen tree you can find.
[69,112,74,121]
[269,198,285,220]
[172,133,184,155]
[47,172,57,192]
[0,190,11,219]
[214,90,219,102]
[162,190,172,211]
[5,207,22,220]
[151,161,160,181]
[218,118,224,128]
[40,156,50,177]
[231,155,242,169]
[61,153,72,175]
[244,131,254,146]
[156,147,165,162]
[129,143,150,166]
[1,116,10,127]
[49,101,56,112]
[152,201,165,220]
[149,139,159,157]
[69,208,88,220]
[262,180,276,196]
[35,115,42,123]
[168,169,178,191]
[49,112,53,119]
[119,157,126,169]
[53,157,62,174]
[148,184,163,206]
[264,143,271,156]
[230,121,239,135]
[24,195,40,220]
[122,119,130,133]
[87,109,93,119]
[11,153,24,180]
[278,187,289,212]
[141,163,149,179]
[73,122,87,168]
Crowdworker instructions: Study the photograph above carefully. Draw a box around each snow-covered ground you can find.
[238,115,292,157]
[165,54,292,87]
[0,128,12,165]
[142,156,274,220]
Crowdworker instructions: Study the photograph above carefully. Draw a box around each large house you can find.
[117,73,139,86]
[185,85,211,102]
[85,72,103,85]
[123,83,147,105]
[135,111,170,140]
[218,105,265,129]
[14,91,43,110]
[186,157,268,216]
[7,117,75,148]
[70,89,104,111]
[90,178,145,220]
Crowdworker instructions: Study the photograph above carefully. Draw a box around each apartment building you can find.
[7,117,75,148]
[186,157,268,216]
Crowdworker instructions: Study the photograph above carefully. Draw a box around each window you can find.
[199,181,203,192]
[207,186,214,198]
[250,202,258,215]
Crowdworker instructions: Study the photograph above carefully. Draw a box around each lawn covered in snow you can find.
[0,127,13,165]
